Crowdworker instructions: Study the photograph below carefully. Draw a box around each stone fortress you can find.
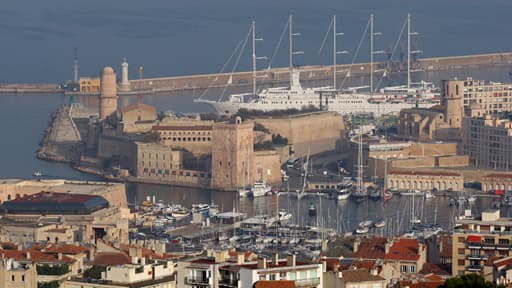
[75,62,346,191]
[385,76,512,191]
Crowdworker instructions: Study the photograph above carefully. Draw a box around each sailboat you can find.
[352,126,367,202]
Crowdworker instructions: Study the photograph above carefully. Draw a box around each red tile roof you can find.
[384,238,423,262]
[340,269,385,283]
[352,237,387,259]
[254,280,296,288]
[419,263,451,276]
[93,252,131,266]
[0,249,75,264]
[485,173,512,179]
[46,244,89,255]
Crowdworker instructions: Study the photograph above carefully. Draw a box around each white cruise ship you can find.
[200,69,439,116]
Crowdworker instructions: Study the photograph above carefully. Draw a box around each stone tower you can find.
[211,117,254,190]
[441,79,464,129]
[99,67,118,121]
[120,58,130,92]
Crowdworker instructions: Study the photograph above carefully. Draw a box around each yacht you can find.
[250,180,271,197]
[374,218,386,228]
[238,187,251,198]
[336,182,352,200]
[33,171,43,177]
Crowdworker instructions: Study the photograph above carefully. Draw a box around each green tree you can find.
[439,273,502,288]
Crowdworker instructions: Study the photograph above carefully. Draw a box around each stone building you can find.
[79,77,100,94]
[452,209,512,279]
[398,77,512,142]
[0,191,129,244]
[462,114,512,170]
[119,102,158,133]
[211,117,254,190]
[152,116,214,156]
[99,67,118,121]
[387,170,463,191]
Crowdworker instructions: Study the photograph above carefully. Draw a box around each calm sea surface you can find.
[2,1,512,232]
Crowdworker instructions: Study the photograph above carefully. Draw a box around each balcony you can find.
[185,276,210,286]
[467,265,482,272]
[496,244,511,250]
[466,242,481,249]
[295,278,321,287]
[219,278,238,288]
[467,255,481,260]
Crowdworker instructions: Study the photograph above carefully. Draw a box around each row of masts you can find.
[248,13,420,97]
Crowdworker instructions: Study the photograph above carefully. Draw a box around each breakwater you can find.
[4,51,512,95]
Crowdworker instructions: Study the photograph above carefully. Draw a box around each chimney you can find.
[17,244,23,251]
[321,257,327,273]
[338,271,343,279]
[272,253,279,265]
[26,252,31,260]
[88,246,96,262]
[236,253,245,265]
[58,253,63,261]
[287,254,296,267]
[385,239,392,255]
[257,257,267,269]
[353,238,361,253]
[129,247,137,258]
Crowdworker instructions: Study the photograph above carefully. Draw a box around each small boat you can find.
[171,208,190,219]
[251,180,272,197]
[278,209,293,223]
[368,186,382,200]
[33,171,43,177]
[355,226,369,234]
[191,203,209,214]
[410,218,421,225]
[238,188,250,198]
[374,218,386,228]
[467,195,476,203]
[400,189,424,196]
[383,189,393,201]
[359,219,373,228]
[424,190,435,199]
[308,203,317,217]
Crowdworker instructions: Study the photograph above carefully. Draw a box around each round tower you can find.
[99,66,118,121]
[120,58,130,92]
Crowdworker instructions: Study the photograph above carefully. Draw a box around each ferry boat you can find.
[336,182,352,200]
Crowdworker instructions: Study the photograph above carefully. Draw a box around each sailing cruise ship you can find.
[198,15,439,116]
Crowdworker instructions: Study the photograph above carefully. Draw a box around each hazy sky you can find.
[1,0,511,82]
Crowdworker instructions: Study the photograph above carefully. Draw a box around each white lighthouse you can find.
[120,58,130,92]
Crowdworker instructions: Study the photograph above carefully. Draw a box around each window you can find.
[11,275,14,281]
[458,237,465,243]
[289,272,296,280]
[21,275,24,282]
[400,265,407,273]
[310,270,317,278]
[458,259,465,266]
[269,274,276,280]
[300,271,307,279]
[410,266,416,273]
[458,248,465,255]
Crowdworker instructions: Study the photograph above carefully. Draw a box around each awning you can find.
[467,235,482,243]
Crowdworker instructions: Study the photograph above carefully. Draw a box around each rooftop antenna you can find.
[138,65,143,104]
[73,47,78,84]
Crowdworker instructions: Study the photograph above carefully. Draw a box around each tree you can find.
[439,273,503,288]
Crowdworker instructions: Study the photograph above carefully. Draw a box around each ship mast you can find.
[251,21,265,96]
[289,15,303,88]
[333,15,348,90]
[370,14,383,94]
[407,13,420,90]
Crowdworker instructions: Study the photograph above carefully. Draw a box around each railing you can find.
[295,278,321,287]
[219,278,238,287]
[185,276,210,286]
[467,265,482,271]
